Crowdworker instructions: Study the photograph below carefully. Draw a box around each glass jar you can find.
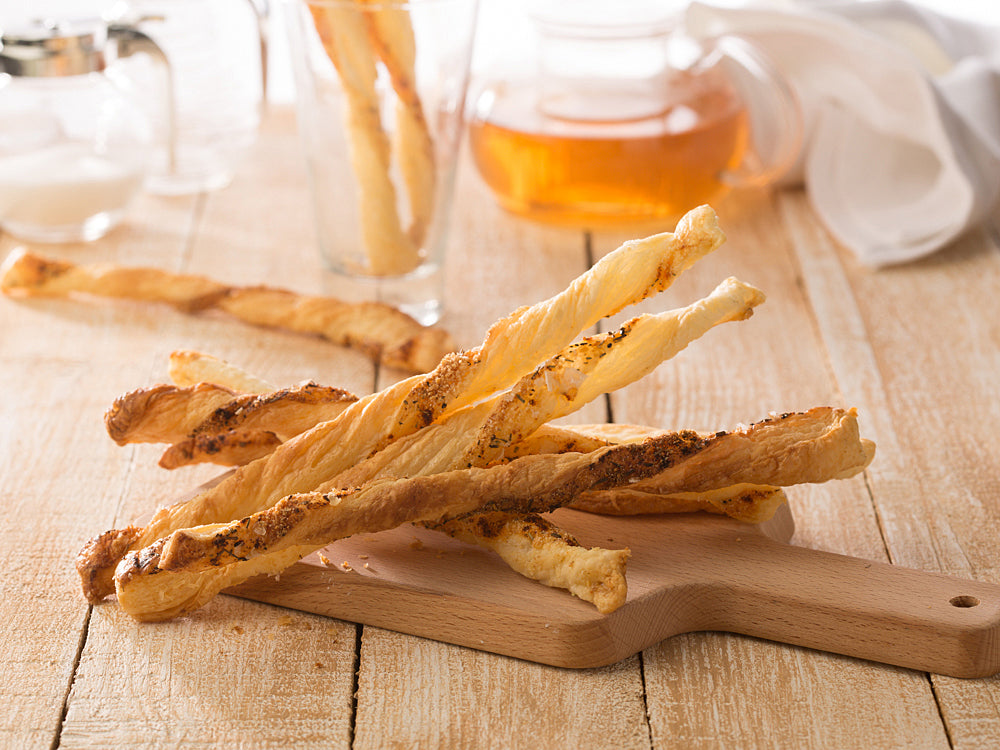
[0,20,158,242]
[468,0,802,226]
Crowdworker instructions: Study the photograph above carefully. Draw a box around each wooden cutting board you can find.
[225,502,1000,678]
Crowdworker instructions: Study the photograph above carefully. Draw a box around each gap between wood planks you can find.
[349,624,363,748]
[51,607,92,750]
[776,193,960,742]
[927,673,957,750]
[50,190,211,748]
[584,232,617,428]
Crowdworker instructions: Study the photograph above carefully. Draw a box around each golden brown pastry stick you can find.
[386,204,727,441]
[115,431,713,621]
[501,426,792,522]
[159,429,283,469]
[500,410,871,521]
[0,250,454,373]
[570,408,876,514]
[432,513,631,614]
[108,352,355,468]
[105,382,240,446]
[603,485,789,525]
[168,350,274,393]
[106,377,356,451]
[361,0,436,246]
[309,5,420,275]
[157,383,359,469]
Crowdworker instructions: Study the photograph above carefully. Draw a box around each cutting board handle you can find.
[695,535,1000,678]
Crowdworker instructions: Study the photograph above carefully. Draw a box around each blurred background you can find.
[2,0,997,109]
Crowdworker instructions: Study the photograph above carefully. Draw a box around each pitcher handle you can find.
[108,23,178,175]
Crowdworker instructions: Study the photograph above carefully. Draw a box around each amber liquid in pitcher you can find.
[469,78,749,225]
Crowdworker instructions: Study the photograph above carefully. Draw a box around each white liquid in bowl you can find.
[0,142,145,241]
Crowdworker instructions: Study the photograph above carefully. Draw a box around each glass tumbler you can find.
[115,0,268,195]
[283,0,479,325]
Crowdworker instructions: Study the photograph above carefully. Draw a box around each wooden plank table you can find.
[3,108,999,748]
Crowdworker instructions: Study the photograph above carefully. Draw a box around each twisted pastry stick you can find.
[114,432,714,621]
[385,204,727,442]
[309,5,420,275]
[168,350,274,393]
[105,382,240,446]
[0,250,454,373]
[570,408,876,515]
[106,380,358,468]
[432,513,631,614]
[362,0,436,246]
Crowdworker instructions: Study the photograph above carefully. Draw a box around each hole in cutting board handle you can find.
[950,595,980,608]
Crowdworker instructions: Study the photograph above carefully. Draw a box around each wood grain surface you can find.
[3,108,1000,748]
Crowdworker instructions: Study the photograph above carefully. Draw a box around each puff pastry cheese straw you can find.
[309,4,421,275]
[114,432,716,621]
[0,250,454,373]
[168,350,275,393]
[362,0,436,246]
[105,379,359,469]
[386,204,728,441]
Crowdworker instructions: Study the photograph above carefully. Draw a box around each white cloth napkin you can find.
[687,0,1000,266]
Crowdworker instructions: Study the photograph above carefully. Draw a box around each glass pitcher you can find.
[468,0,802,226]
[0,18,167,241]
